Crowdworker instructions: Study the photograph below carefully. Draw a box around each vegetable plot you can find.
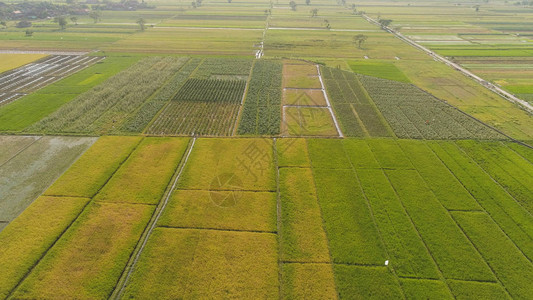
[321,66,392,137]
[359,74,505,140]
[238,60,283,135]
[148,58,251,136]
[28,57,187,134]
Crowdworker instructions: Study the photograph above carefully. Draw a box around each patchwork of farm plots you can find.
[0,55,515,141]
[0,0,531,141]
[321,66,505,140]
[457,57,533,104]
[281,61,341,137]
[147,58,252,136]
[395,59,533,140]
[0,1,532,299]
[29,56,189,135]
[0,54,103,106]
[358,2,533,125]
[0,53,523,151]
[1,136,532,298]
[0,55,140,132]
[6,56,279,136]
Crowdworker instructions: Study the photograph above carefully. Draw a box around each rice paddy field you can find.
[1,136,532,299]
[0,0,532,299]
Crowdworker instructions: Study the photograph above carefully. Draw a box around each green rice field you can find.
[0,0,532,298]
[1,136,532,298]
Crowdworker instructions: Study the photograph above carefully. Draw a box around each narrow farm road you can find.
[316,65,344,137]
[111,137,197,299]
[361,14,533,113]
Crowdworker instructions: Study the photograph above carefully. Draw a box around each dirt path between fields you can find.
[0,50,90,55]
[111,137,197,299]
[316,65,344,137]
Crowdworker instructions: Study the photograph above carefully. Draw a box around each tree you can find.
[378,19,392,27]
[323,19,330,30]
[70,16,78,25]
[310,8,318,17]
[306,0,310,5]
[16,20,32,28]
[25,29,33,37]
[353,34,367,49]
[191,1,197,8]
[136,17,146,31]
[0,21,7,29]
[289,0,297,11]
[54,16,68,30]
[89,11,101,24]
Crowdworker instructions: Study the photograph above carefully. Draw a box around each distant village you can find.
[0,0,153,26]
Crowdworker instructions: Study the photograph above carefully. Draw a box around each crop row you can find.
[306,138,533,297]
[192,58,253,79]
[135,58,255,137]
[147,101,240,136]
[321,67,392,137]
[456,141,533,215]
[174,78,246,103]
[358,75,505,140]
[429,141,533,265]
[238,60,283,135]
[27,57,186,134]
[0,56,140,132]
[120,57,201,133]
[321,67,369,105]
[2,137,532,298]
